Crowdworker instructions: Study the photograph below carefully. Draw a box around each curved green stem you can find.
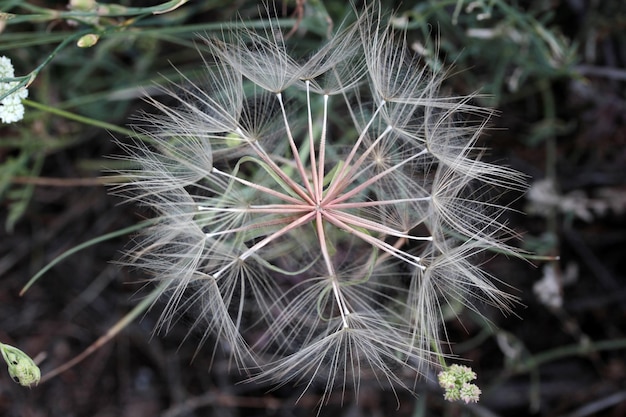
[21,220,154,295]
[38,280,168,384]
[23,99,134,136]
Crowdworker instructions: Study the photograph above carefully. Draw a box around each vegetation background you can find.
[1,0,625,416]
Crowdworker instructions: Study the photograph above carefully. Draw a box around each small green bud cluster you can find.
[0,342,41,387]
[438,364,481,404]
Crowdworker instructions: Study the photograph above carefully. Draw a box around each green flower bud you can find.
[77,33,100,48]
[69,0,97,12]
[0,343,41,387]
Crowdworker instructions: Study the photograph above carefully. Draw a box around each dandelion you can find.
[114,4,524,405]
[0,56,28,124]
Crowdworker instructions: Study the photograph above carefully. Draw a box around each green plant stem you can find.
[20,220,154,295]
[538,78,561,261]
[38,280,168,384]
[4,0,188,23]
[430,338,449,369]
[121,18,298,36]
[19,219,159,382]
[0,29,91,101]
[514,338,626,373]
[22,99,134,136]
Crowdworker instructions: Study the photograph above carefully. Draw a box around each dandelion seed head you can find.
[114,3,524,405]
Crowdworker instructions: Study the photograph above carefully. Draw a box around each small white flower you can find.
[0,56,15,78]
[534,264,562,309]
[439,364,481,403]
[0,56,28,124]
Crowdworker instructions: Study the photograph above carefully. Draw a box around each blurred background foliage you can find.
[1,0,625,416]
